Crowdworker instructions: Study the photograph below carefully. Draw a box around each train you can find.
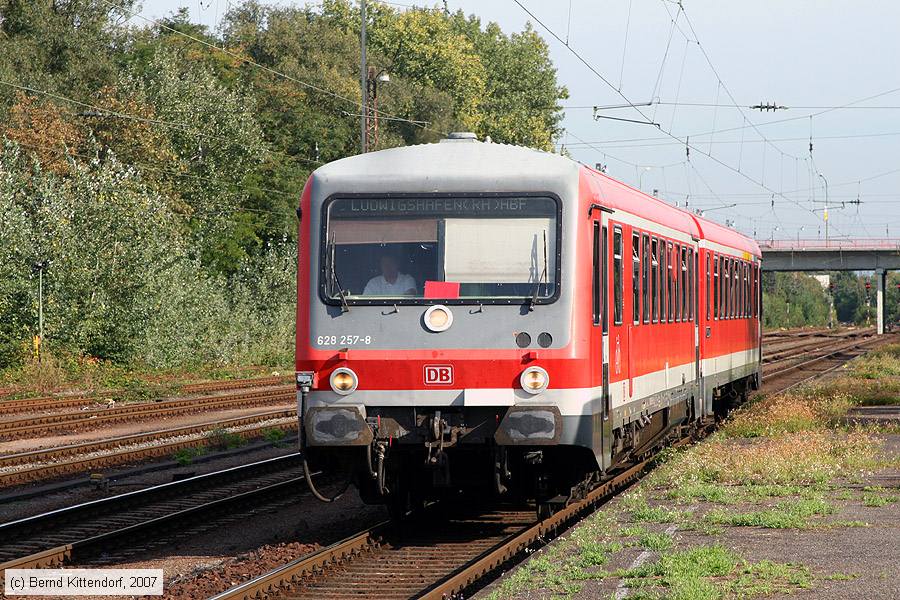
[295,132,762,514]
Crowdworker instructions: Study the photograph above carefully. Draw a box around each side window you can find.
[729,259,736,319]
[651,238,659,323]
[726,259,732,319]
[632,232,640,325]
[743,263,750,318]
[712,254,717,320]
[661,241,668,323]
[742,262,747,318]
[592,222,600,325]
[681,246,688,322]
[602,225,608,333]
[688,248,695,322]
[613,226,623,326]
[667,242,675,322]
[753,264,759,318]
[719,256,728,319]
[746,263,751,318]
[723,257,729,319]
[642,234,650,323]
[676,244,683,322]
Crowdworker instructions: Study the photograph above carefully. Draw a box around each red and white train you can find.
[295,133,761,509]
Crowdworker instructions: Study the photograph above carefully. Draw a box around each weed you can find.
[173,446,205,466]
[666,482,738,504]
[618,524,648,538]
[263,427,289,446]
[639,532,674,551]
[206,427,244,450]
[625,495,686,523]
[620,546,811,600]
[680,520,724,536]
[848,344,900,379]
[704,497,835,529]
[863,493,898,507]
[823,572,859,581]
[825,519,869,528]
[727,560,813,595]
[833,489,854,501]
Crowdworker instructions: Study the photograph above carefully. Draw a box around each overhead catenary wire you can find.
[511,0,847,238]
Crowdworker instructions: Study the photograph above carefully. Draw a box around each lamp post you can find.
[360,0,367,154]
[32,261,47,362]
[638,166,652,191]
[364,67,390,152]
[817,172,829,245]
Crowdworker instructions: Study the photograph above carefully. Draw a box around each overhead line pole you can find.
[360,0,367,154]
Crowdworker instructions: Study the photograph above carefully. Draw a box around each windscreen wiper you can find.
[527,230,548,312]
[327,233,350,313]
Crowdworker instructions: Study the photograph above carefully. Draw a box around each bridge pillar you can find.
[877,269,886,335]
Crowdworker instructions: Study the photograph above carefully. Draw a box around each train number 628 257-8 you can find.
[316,335,373,346]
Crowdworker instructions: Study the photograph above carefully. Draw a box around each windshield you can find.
[322,195,559,303]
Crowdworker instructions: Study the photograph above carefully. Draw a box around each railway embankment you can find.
[482,343,900,600]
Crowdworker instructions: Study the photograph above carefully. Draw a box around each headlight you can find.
[424,304,453,332]
[520,366,549,394]
[330,367,358,395]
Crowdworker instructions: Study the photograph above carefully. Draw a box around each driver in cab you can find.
[363,254,417,296]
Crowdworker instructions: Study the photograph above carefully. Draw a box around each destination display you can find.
[328,196,557,219]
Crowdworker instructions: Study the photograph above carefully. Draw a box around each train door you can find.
[609,224,628,406]
[601,221,611,424]
[591,216,610,471]
[693,244,701,420]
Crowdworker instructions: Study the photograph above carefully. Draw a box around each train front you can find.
[296,135,595,509]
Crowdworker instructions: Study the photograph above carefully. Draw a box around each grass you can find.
[173,446,206,466]
[206,427,245,450]
[619,545,812,600]
[703,497,836,530]
[0,348,287,400]
[848,344,900,380]
[639,532,674,551]
[862,493,898,507]
[263,427,289,446]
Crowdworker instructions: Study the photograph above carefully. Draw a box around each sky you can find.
[137,0,900,243]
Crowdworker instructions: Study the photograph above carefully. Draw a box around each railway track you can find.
[0,387,293,439]
[208,332,895,600]
[762,327,874,365]
[0,375,292,416]
[762,331,893,391]
[0,409,296,487]
[0,454,310,573]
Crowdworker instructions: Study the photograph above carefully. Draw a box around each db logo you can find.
[424,365,453,385]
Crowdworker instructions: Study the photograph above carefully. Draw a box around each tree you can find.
[762,272,830,329]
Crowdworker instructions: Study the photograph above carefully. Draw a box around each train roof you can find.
[310,137,759,256]
[580,166,760,257]
[311,136,578,192]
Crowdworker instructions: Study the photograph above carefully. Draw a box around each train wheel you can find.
[536,502,553,521]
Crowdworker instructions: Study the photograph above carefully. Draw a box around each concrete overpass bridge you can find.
[759,239,900,335]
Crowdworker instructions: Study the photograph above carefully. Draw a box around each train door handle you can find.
[705,326,712,339]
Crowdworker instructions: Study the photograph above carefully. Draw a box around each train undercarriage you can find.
[301,374,758,516]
